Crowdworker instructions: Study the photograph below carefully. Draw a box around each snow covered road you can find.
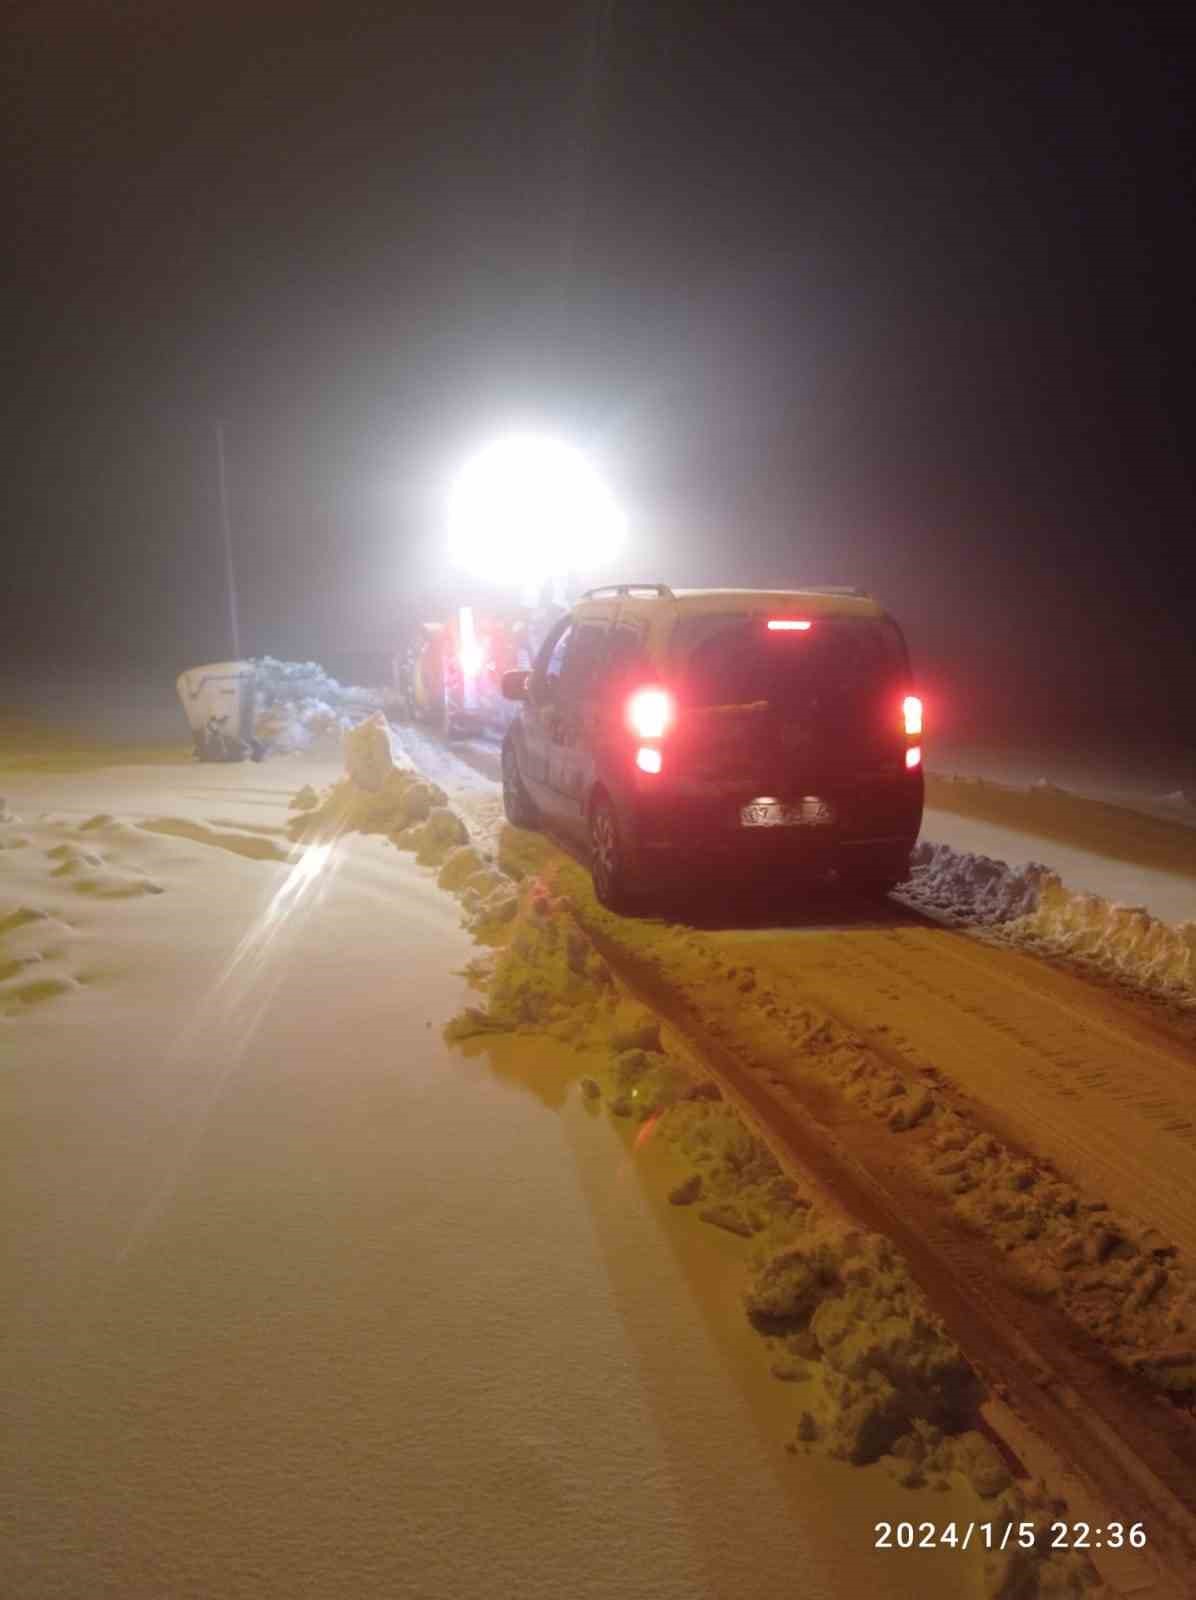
[3,750,986,1600]
[384,725,1196,1582]
[394,723,1196,1262]
[738,919,1196,1259]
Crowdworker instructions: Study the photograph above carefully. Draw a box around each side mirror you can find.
[501,669,531,702]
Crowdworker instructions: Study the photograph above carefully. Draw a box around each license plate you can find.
[740,797,835,828]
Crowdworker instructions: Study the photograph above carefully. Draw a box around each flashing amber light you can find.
[905,745,922,770]
[627,687,674,740]
[903,694,923,736]
[635,746,663,774]
[767,619,812,631]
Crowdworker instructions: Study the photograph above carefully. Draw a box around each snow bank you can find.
[251,657,381,754]
[342,712,401,792]
[1159,789,1196,816]
[443,879,615,1044]
[903,839,1055,925]
[1008,878,1196,999]
[744,1223,982,1466]
[283,730,519,940]
[286,726,481,867]
[903,839,1196,1006]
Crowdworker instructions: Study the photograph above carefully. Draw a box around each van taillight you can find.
[767,619,811,631]
[905,745,922,770]
[903,695,923,736]
[635,746,662,774]
[626,687,674,740]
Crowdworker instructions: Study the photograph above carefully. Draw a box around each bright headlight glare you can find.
[448,435,624,586]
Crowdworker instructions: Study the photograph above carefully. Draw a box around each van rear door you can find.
[671,613,912,786]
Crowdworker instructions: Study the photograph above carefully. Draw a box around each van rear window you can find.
[674,614,910,710]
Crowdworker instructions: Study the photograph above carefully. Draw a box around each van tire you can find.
[589,794,637,913]
[501,740,539,829]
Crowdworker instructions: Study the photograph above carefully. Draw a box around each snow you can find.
[381,730,1195,1580]
[7,676,1194,1596]
[426,852,1109,1595]
[387,714,1196,1008]
[902,837,1195,1006]
[340,709,402,790]
[3,730,1012,1600]
[250,656,381,754]
[904,837,1055,925]
[920,803,1195,931]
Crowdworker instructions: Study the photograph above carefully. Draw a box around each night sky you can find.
[4,1,1193,747]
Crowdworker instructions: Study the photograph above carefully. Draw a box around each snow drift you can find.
[251,657,380,754]
[903,839,1195,1006]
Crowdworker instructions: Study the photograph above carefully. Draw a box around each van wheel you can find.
[589,795,636,912]
[501,741,538,829]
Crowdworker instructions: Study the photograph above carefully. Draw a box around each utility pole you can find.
[215,419,242,660]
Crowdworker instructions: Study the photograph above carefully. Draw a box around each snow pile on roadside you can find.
[903,838,1196,1005]
[1159,789,1196,815]
[1006,879,1196,1001]
[916,1110,1196,1387]
[341,713,405,791]
[286,720,515,915]
[252,656,381,753]
[902,839,1057,925]
[389,721,507,855]
[445,884,616,1045]
[743,1220,982,1465]
[288,767,474,866]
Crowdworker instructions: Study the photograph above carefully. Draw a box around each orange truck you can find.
[395,604,550,740]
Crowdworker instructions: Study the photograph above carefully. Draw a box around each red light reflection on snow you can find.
[634,1111,662,1149]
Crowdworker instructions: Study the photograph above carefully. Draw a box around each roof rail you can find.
[577,583,676,601]
[797,585,871,598]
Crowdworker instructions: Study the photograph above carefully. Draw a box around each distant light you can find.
[448,435,624,587]
[457,606,483,679]
[635,746,663,774]
[903,695,923,736]
[767,619,812,631]
[905,745,922,770]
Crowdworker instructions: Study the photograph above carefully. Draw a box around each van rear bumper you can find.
[617,769,924,877]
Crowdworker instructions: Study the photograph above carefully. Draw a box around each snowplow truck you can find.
[394,605,540,740]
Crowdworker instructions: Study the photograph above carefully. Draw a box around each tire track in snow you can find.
[396,724,1196,1267]
[745,924,1196,1260]
[398,728,1196,1590]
